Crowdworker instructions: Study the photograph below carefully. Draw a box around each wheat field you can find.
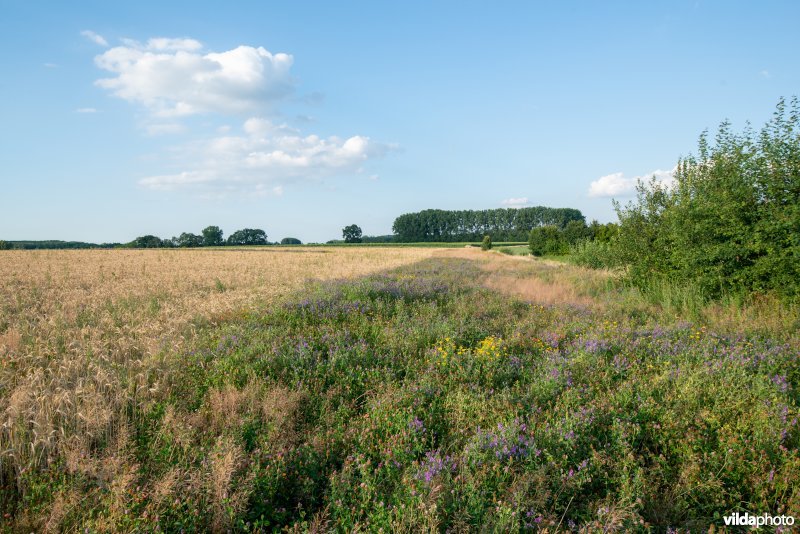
[0,247,437,528]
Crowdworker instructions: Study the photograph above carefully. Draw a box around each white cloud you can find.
[588,168,675,198]
[760,69,771,79]
[75,107,98,113]
[89,35,391,195]
[501,197,529,208]
[81,30,108,47]
[138,117,391,194]
[94,38,294,117]
[43,62,58,68]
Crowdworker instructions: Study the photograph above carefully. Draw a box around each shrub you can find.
[481,235,492,250]
[280,237,302,245]
[529,225,567,256]
[569,240,617,269]
[613,97,800,299]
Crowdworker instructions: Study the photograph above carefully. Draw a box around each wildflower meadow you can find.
[2,248,796,531]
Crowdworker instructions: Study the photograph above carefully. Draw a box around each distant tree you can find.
[175,232,203,248]
[0,240,11,250]
[227,228,268,246]
[280,237,302,245]
[481,235,492,250]
[202,226,224,247]
[392,207,585,242]
[529,226,566,256]
[131,235,164,248]
[563,220,592,245]
[361,235,395,243]
[342,224,363,243]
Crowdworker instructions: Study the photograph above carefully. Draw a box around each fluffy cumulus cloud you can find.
[90,35,390,195]
[500,197,530,208]
[94,38,294,117]
[588,168,675,198]
[139,118,391,194]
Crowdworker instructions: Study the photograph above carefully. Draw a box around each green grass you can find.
[4,256,799,531]
[497,245,531,256]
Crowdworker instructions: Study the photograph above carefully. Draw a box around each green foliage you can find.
[342,224,363,243]
[175,232,203,247]
[0,240,119,249]
[361,234,395,243]
[201,225,224,247]
[130,235,164,248]
[529,225,567,256]
[568,240,617,269]
[589,220,619,243]
[563,220,592,245]
[280,237,302,245]
[613,97,800,299]
[392,207,585,242]
[0,240,11,250]
[227,228,268,246]
[481,235,492,250]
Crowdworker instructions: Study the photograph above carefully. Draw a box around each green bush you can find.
[481,235,492,250]
[529,225,567,256]
[569,240,617,269]
[613,97,800,299]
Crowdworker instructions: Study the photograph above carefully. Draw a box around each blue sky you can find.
[1,1,798,243]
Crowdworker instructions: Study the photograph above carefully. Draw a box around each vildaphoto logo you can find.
[723,512,795,528]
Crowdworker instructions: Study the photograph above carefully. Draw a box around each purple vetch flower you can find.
[472,420,539,462]
[611,354,630,371]
[771,374,790,393]
[408,417,425,433]
[415,450,457,484]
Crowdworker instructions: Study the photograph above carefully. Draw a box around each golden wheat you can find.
[0,246,436,519]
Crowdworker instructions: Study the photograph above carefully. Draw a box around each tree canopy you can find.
[227,228,268,246]
[342,224,363,243]
[201,226,224,247]
[392,207,584,242]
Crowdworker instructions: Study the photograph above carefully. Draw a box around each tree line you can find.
[129,227,302,248]
[391,207,585,242]
[0,240,120,250]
